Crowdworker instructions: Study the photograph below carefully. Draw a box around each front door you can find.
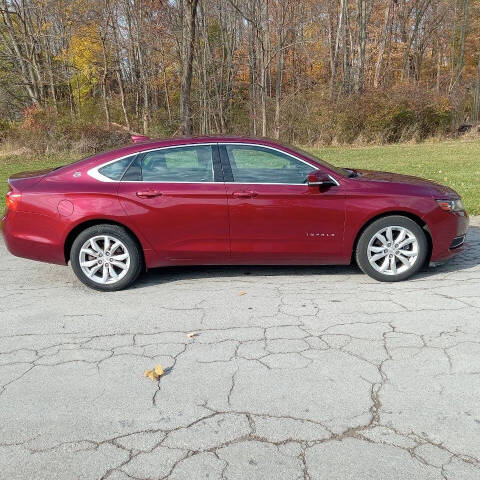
[118,144,230,264]
[220,143,346,264]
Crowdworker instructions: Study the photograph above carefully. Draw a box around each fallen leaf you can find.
[239,291,246,296]
[144,364,164,381]
[144,369,156,380]
[187,332,197,338]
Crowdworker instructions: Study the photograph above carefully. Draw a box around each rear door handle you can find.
[136,190,163,198]
[232,190,258,199]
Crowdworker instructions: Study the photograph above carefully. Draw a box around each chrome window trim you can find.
[222,175,339,187]
[220,142,340,186]
[87,143,219,183]
[87,142,340,186]
[222,142,318,169]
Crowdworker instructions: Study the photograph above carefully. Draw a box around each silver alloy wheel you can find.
[79,235,130,285]
[367,226,419,276]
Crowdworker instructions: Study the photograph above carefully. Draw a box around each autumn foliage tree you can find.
[1,0,480,149]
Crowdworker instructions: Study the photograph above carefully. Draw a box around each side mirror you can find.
[307,171,337,188]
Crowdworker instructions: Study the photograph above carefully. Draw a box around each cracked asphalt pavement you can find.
[1,217,480,480]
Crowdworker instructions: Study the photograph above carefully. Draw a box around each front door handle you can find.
[136,190,163,198]
[232,190,258,199]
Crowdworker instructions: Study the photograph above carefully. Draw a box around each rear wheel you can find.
[70,224,143,291]
[355,216,428,282]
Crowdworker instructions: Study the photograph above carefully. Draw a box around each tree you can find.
[0,0,479,143]
[179,0,199,135]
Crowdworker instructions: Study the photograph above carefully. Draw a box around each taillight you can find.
[5,191,21,211]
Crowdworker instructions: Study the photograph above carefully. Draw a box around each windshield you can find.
[289,145,352,177]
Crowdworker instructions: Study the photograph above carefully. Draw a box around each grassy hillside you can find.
[1,139,479,215]
[1,152,80,196]
[310,140,480,215]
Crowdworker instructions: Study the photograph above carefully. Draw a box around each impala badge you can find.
[307,233,336,237]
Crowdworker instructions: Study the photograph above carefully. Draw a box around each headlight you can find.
[436,198,464,212]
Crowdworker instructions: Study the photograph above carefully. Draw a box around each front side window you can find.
[124,145,214,182]
[225,145,316,184]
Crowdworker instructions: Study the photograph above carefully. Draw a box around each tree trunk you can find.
[0,1,41,106]
[273,1,289,140]
[401,0,432,81]
[179,0,199,136]
[453,0,470,88]
[436,48,441,94]
[473,59,480,125]
[117,68,131,130]
[162,65,172,127]
[248,18,257,135]
[273,43,284,139]
[112,13,131,130]
[259,0,269,137]
[329,0,344,99]
[101,36,111,125]
[341,0,351,94]
[354,0,368,93]
[374,0,393,88]
[449,0,470,128]
[46,48,58,112]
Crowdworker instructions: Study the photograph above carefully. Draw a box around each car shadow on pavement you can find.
[134,263,359,289]
[133,226,480,289]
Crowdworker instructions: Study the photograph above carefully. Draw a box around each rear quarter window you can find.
[98,157,134,180]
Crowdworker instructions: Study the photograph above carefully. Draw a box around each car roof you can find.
[65,136,296,172]
[126,135,286,149]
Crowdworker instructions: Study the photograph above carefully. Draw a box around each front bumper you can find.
[427,209,469,263]
[449,234,466,249]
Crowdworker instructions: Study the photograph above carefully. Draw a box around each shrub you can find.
[1,85,459,152]
[6,106,130,154]
[281,86,456,145]
[0,118,11,141]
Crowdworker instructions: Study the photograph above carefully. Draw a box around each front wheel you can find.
[355,216,428,282]
[70,224,143,291]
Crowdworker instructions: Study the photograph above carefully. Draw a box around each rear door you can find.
[117,144,230,264]
[220,143,346,264]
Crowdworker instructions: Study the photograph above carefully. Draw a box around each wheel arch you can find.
[350,211,433,265]
[64,219,145,265]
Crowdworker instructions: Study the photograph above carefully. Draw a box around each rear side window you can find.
[98,157,133,180]
[124,145,214,182]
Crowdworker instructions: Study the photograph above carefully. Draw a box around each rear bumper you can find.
[2,210,67,265]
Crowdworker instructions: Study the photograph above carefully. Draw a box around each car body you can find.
[2,136,469,290]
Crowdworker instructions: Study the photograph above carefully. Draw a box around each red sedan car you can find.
[3,136,468,291]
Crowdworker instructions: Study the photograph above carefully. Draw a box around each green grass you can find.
[1,139,479,215]
[0,153,79,200]
[307,140,480,215]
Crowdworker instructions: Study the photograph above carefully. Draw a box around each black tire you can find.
[355,215,428,282]
[70,224,143,291]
